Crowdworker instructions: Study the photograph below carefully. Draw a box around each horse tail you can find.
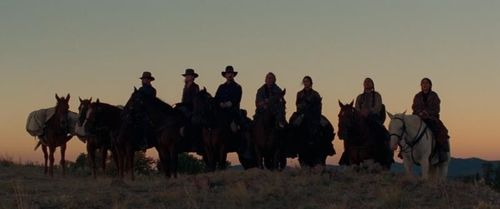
[34,141,42,151]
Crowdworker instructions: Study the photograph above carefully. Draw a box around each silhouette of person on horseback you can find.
[136,71,157,149]
[354,77,393,164]
[138,71,157,98]
[255,72,286,123]
[290,76,335,166]
[291,76,322,131]
[355,78,386,124]
[178,69,200,118]
[176,69,202,152]
[412,78,450,162]
[214,66,245,131]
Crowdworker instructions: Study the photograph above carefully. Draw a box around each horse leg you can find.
[429,165,437,180]
[403,157,414,178]
[273,149,281,170]
[60,143,67,176]
[48,146,56,177]
[102,147,109,173]
[42,145,48,175]
[437,154,450,181]
[420,159,430,180]
[158,147,170,178]
[115,147,125,179]
[117,148,125,179]
[170,146,178,178]
[111,148,119,172]
[255,145,264,169]
[128,149,135,181]
[204,143,215,172]
[88,143,97,179]
[218,145,227,170]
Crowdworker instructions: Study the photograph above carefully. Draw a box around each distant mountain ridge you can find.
[391,157,500,177]
[229,157,500,177]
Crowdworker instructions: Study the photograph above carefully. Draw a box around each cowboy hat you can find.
[221,65,238,77]
[139,71,155,81]
[182,69,199,78]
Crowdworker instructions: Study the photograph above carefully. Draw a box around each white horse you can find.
[387,112,450,180]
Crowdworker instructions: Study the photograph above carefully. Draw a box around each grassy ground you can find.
[1,159,499,209]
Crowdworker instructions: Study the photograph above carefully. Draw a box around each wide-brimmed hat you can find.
[221,65,238,77]
[139,71,155,81]
[182,69,199,78]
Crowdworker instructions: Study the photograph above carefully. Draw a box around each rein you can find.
[390,116,429,165]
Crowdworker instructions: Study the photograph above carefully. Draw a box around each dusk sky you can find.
[1,0,499,164]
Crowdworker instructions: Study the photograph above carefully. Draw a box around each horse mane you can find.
[92,102,122,113]
[149,97,174,115]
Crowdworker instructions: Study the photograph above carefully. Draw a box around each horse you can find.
[140,92,186,178]
[192,88,256,171]
[192,89,230,171]
[288,103,335,168]
[252,89,288,170]
[118,88,184,179]
[81,98,121,178]
[337,101,392,169]
[289,116,335,168]
[39,94,74,177]
[387,112,450,180]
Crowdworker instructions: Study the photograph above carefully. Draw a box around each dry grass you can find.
[0,161,499,209]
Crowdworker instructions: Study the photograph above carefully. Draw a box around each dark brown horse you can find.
[192,89,234,171]
[139,92,185,178]
[39,94,74,177]
[337,101,392,169]
[289,114,335,168]
[117,88,184,179]
[252,89,288,170]
[80,98,120,178]
[192,89,224,171]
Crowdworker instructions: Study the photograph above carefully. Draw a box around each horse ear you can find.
[338,100,344,108]
[89,97,92,102]
[349,100,354,107]
[66,94,70,101]
[282,88,286,96]
[134,87,138,92]
[96,98,100,104]
[403,110,407,115]
[203,87,207,92]
[79,97,83,103]
[387,112,395,119]
[55,94,60,101]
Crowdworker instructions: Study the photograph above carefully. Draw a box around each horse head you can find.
[122,87,145,120]
[193,88,217,125]
[267,89,287,128]
[387,111,408,151]
[54,93,71,129]
[337,100,358,141]
[78,97,92,126]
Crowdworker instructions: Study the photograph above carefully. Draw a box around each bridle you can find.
[390,116,429,165]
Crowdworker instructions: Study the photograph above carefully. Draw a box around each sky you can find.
[1,0,499,165]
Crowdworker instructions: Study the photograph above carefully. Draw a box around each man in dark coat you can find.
[215,66,243,130]
[215,66,242,109]
[137,71,157,149]
[180,68,200,113]
[138,71,157,98]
